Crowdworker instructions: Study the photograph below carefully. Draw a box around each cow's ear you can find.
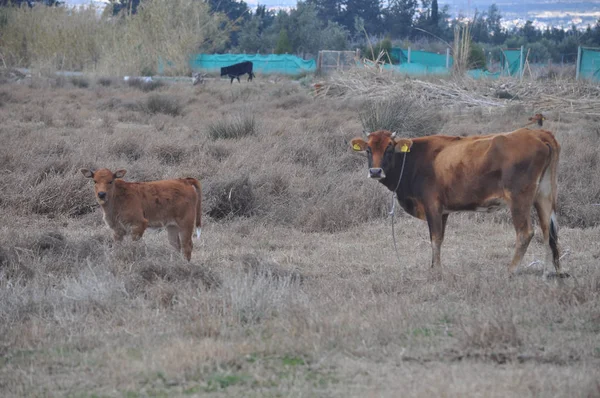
[114,169,127,179]
[351,138,367,152]
[80,168,94,178]
[393,138,413,153]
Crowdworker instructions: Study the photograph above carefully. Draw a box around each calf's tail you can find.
[184,178,202,238]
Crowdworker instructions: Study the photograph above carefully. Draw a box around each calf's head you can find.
[351,130,412,180]
[80,168,127,205]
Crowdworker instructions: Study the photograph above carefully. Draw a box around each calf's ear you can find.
[80,168,94,178]
[351,138,367,152]
[393,138,413,153]
[114,169,127,179]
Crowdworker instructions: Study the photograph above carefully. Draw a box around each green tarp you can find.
[579,47,600,80]
[190,54,316,75]
[502,49,522,77]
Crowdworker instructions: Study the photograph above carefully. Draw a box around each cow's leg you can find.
[131,219,148,241]
[179,224,194,261]
[534,200,563,275]
[112,228,126,242]
[441,214,449,241]
[167,225,181,251]
[236,76,240,83]
[426,208,445,268]
[508,202,534,274]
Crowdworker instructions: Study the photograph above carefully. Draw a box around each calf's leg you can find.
[167,226,181,251]
[179,224,194,261]
[131,219,148,241]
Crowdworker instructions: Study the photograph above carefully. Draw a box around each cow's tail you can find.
[184,178,202,239]
[540,131,561,265]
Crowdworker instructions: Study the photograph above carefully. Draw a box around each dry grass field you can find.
[0,71,599,397]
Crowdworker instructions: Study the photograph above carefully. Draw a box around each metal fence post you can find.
[576,46,582,81]
[520,45,524,81]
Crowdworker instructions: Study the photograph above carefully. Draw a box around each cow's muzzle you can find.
[97,192,107,203]
[368,168,385,180]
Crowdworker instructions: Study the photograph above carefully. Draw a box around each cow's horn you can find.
[363,130,369,136]
[391,131,397,139]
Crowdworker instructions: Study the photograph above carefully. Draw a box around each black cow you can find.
[220,61,255,84]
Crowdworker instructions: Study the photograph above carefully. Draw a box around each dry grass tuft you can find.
[97,77,114,87]
[142,94,183,116]
[151,144,188,165]
[207,114,256,140]
[127,78,165,92]
[359,94,442,136]
[25,173,95,217]
[241,254,304,284]
[110,137,146,162]
[70,76,90,89]
[207,175,256,219]
[460,313,522,353]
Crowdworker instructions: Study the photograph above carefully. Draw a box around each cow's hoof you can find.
[546,272,571,279]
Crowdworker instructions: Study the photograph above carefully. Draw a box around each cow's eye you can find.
[108,180,113,184]
[366,147,372,154]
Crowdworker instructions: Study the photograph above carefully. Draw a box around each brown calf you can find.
[81,168,202,261]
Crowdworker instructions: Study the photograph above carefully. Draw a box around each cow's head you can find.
[528,113,545,127]
[351,130,413,180]
[80,168,127,205]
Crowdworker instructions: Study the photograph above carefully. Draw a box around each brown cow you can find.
[351,127,565,276]
[81,168,202,261]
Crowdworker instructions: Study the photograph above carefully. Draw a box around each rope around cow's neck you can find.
[390,151,408,267]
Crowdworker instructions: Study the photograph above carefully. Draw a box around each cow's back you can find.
[119,179,198,227]
[421,129,555,209]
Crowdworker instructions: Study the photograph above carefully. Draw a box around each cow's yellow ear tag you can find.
[352,143,362,151]
[400,144,410,153]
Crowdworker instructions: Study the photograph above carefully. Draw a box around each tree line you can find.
[3,0,600,66]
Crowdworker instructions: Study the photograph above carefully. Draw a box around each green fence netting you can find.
[190,54,316,75]
[502,49,522,77]
[391,48,452,67]
[384,48,451,75]
[579,47,600,80]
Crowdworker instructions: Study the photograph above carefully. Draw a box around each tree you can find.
[237,5,275,53]
[207,0,249,23]
[412,0,451,41]
[306,0,342,26]
[383,0,417,39]
[109,0,141,15]
[431,0,438,25]
[470,10,489,43]
[487,4,504,44]
[0,0,62,6]
[274,29,292,54]
[520,20,539,43]
[340,0,382,35]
